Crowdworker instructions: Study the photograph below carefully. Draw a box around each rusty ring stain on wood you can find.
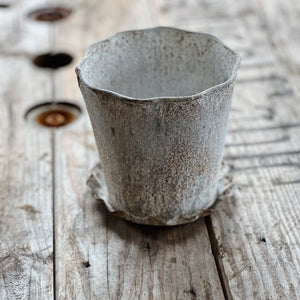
[28,7,72,22]
[25,101,81,128]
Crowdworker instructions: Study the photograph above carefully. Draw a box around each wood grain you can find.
[153,0,300,298]
[0,2,55,299]
[0,27,54,300]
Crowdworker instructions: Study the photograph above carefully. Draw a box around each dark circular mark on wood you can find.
[82,261,91,268]
[32,52,73,69]
[28,7,71,22]
[260,237,266,243]
[0,3,10,8]
[37,110,74,127]
[25,102,81,128]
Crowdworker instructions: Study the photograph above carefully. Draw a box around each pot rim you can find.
[76,26,241,103]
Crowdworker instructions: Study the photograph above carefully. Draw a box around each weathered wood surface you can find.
[0,58,54,300]
[1,0,300,299]
[155,0,300,298]
[0,1,54,299]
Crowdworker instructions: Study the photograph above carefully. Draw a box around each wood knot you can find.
[20,205,40,214]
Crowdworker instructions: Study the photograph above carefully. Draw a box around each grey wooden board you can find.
[153,0,300,298]
[0,1,55,299]
[1,0,300,299]
[0,59,54,298]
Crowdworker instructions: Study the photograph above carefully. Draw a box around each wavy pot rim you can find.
[76,26,241,104]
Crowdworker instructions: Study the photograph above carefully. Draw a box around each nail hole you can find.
[0,3,10,8]
[187,287,196,299]
[82,261,91,268]
[143,242,151,251]
[28,7,71,22]
[260,237,266,243]
[32,52,73,69]
[111,127,115,136]
[25,102,81,128]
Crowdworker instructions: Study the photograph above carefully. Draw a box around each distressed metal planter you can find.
[76,27,240,226]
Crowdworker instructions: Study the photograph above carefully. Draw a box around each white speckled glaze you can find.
[76,27,240,226]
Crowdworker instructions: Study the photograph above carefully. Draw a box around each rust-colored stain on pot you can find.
[28,7,72,22]
[36,110,75,127]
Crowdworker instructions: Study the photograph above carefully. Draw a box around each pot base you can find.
[87,162,232,226]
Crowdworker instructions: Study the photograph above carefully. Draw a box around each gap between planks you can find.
[205,216,232,300]
[51,131,56,300]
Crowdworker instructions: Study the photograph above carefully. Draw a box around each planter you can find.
[76,27,240,225]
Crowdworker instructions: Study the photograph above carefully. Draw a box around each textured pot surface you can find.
[76,27,240,225]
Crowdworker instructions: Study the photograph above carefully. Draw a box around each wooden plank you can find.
[103,217,223,300]
[0,36,54,300]
[0,2,55,299]
[0,57,54,300]
[153,0,300,298]
[255,0,300,96]
[52,0,224,298]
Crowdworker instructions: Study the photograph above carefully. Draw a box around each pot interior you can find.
[79,28,238,99]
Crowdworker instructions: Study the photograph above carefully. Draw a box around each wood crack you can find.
[205,216,232,300]
[51,131,56,300]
